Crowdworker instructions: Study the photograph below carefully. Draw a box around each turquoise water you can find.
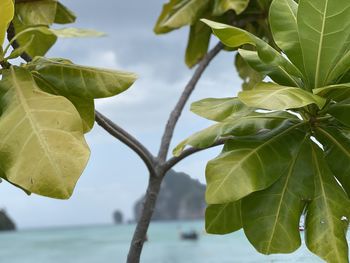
[0,221,323,262]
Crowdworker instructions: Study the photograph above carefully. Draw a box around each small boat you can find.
[299,226,305,232]
[180,230,199,240]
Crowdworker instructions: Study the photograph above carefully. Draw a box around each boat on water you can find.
[180,230,199,240]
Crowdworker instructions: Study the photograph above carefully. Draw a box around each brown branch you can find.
[163,138,229,171]
[95,111,156,175]
[157,42,223,162]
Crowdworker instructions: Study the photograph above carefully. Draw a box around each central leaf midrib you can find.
[314,0,328,88]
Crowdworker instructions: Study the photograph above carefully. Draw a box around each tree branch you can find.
[163,138,229,171]
[95,111,156,175]
[126,175,162,263]
[157,42,223,162]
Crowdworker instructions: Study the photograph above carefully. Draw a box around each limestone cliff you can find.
[134,170,206,221]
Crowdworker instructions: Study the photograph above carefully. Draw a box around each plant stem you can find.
[95,111,156,175]
[126,174,163,263]
[157,42,223,162]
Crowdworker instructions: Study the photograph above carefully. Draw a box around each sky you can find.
[0,0,242,229]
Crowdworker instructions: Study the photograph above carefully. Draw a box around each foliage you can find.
[174,0,350,262]
[0,0,137,199]
[154,0,274,90]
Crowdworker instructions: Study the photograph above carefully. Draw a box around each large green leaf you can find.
[313,83,350,102]
[305,144,349,263]
[269,0,305,75]
[15,0,57,26]
[154,0,210,34]
[242,136,314,254]
[54,2,76,24]
[173,111,296,156]
[26,57,137,99]
[238,49,301,87]
[205,121,307,204]
[315,126,350,196]
[238,83,326,110]
[185,19,212,68]
[190,97,253,122]
[212,0,249,16]
[0,0,14,46]
[297,0,350,88]
[326,99,350,127]
[0,67,90,199]
[26,57,136,132]
[202,19,303,87]
[206,201,242,234]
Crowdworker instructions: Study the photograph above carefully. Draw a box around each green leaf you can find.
[173,111,296,156]
[235,53,264,91]
[202,19,303,87]
[185,20,211,68]
[0,0,14,46]
[54,2,76,24]
[12,16,57,57]
[305,144,349,263]
[50,28,106,38]
[154,0,210,34]
[315,126,350,197]
[269,0,305,75]
[326,99,350,127]
[297,0,350,88]
[238,82,326,110]
[26,57,136,132]
[238,49,301,87]
[32,72,95,133]
[313,83,350,102]
[0,67,90,199]
[26,57,137,99]
[205,121,306,204]
[206,201,242,234]
[190,97,253,122]
[327,50,350,84]
[5,35,34,60]
[212,0,249,16]
[15,0,57,26]
[242,136,314,254]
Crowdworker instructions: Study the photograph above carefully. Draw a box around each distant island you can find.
[0,209,16,231]
[134,170,206,221]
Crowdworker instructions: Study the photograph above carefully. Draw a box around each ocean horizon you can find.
[0,220,325,262]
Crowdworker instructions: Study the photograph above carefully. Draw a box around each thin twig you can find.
[157,42,224,162]
[163,138,229,171]
[95,111,157,175]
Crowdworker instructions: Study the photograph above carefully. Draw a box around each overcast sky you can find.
[0,0,242,228]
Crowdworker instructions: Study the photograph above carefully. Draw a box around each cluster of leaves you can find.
[0,0,137,199]
[155,0,275,89]
[174,0,350,262]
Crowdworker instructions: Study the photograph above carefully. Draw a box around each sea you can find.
[0,221,324,263]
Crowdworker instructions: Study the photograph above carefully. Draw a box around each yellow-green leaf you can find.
[0,0,15,46]
[238,82,326,110]
[0,67,90,199]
